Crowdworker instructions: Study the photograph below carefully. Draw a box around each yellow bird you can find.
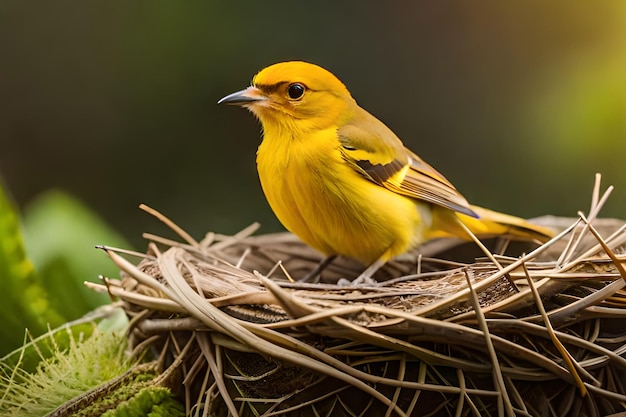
[219,61,552,280]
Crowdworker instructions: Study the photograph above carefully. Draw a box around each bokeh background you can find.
[2,1,625,250]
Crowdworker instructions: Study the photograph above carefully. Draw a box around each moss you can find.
[1,329,130,417]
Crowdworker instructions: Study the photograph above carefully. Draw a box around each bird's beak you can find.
[218,86,267,105]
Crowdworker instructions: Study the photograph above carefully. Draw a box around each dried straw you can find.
[89,176,626,417]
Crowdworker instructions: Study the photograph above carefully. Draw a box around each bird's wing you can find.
[337,115,477,218]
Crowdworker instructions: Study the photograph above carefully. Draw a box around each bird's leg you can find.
[349,258,386,286]
[299,254,337,283]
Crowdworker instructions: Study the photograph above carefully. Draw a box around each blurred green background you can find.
[1,0,625,251]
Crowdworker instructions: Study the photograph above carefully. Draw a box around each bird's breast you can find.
[256,129,427,265]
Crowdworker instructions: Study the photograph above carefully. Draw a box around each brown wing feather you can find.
[338,110,477,218]
[393,149,478,217]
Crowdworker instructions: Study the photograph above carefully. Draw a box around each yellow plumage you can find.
[219,61,552,272]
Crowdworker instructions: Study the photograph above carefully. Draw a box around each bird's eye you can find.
[287,83,305,100]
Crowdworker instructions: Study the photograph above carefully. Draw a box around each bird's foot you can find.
[336,258,385,286]
[299,255,337,283]
[340,275,378,286]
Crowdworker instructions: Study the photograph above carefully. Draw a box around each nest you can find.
[93,183,626,417]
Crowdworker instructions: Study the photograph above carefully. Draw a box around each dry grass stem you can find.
[96,176,626,416]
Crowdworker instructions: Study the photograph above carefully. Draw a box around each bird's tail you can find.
[429,205,555,243]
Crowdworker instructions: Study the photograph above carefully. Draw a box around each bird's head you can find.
[219,61,356,133]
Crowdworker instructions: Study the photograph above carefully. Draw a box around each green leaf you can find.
[0,183,60,354]
[22,190,132,323]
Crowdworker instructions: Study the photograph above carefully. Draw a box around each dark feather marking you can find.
[255,82,288,94]
[355,158,405,184]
